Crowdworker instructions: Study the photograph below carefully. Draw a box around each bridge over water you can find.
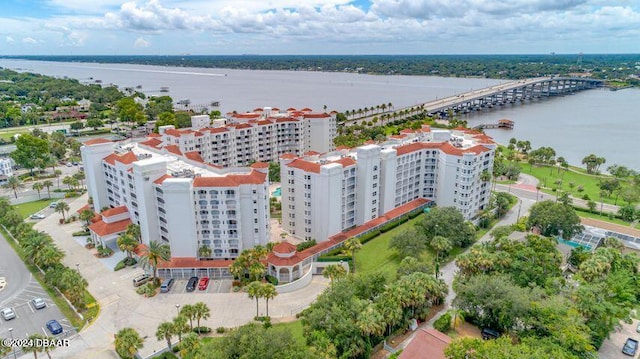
[419,77,604,116]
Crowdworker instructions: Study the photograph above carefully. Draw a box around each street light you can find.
[75,263,80,274]
[175,304,181,315]
[8,327,17,359]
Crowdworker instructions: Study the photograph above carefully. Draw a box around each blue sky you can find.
[1,0,639,55]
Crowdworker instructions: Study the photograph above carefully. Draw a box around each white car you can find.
[0,277,6,290]
[30,213,46,220]
[1,307,16,321]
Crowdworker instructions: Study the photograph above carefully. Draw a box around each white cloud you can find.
[22,37,37,44]
[5,36,15,43]
[134,37,150,48]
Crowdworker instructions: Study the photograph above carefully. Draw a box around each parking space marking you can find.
[120,269,146,280]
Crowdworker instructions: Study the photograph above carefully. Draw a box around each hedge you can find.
[317,255,351,262]
[296,239,317,252]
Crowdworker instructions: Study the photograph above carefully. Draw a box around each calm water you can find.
[0,59,638,170]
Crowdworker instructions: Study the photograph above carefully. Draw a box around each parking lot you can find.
[0,277,75,352]
[156,277,233,295]
[599,318,640,358]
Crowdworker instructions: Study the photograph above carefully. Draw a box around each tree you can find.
[21,333,44,359]
[343,237,362,273]
[172,315,190,343]
[3,175,24,198]
[115,97,146,126]
[420,207,476,248]
[10,133,50,175]
[526,200,582,239]
[32,182,44,199]
[114,327,143,359]
[42,180,53,198]
[179,332,200,358]
[587,200,597,213]
[86,118,103,130]
[396,256,433,278]
[246,281,263,317]
[79,209,95,228]
[493,192,513,218]
[139,240,171,280]
[322,264,347,286]
[54,201,70,221]
[430,235,453,260]
[156,322,174,350]
[260,283,278,317]
[117,234,138,260]
[125,223,142,242]
[193,301,211,329]
[70,121,84,131]
[618,205,637,222]
[54,169,62,187]
[180,304,196,330]
[582,154,606,174]
[269,161,281,182]
[388,227,427,259]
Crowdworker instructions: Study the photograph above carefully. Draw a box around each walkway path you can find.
[32,194,329,359]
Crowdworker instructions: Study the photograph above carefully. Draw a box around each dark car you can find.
[481,328,499,340]
[186,276,198,292]
[623,338,638,356]
[46,320,63,335]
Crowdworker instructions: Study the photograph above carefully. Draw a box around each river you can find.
[0,59,638,170]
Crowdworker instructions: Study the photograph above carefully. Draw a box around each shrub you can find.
[216,327,226,334]
[96,245,114,258]
[114,260,126,271]
[265,275,278,286]
[193,326,211,334]
[72,230,90,236]
[434,312,452,333]
[232,280,242,287]
[123,257,137,266]
[316,255,351,262]
[156,352,178,359]
[582,194,591,200]
[359,230,381,244]
[296,239,317,252]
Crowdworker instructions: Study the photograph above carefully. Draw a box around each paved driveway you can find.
[35,194,330,359]
[599,319,640,359]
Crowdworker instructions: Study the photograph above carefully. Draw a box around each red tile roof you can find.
[140,138,163,148]
[103,151,137,165]
[273,241,297,255]
[280,153,297,160]
[89,218,132,237]
[257,120,273,126]
[76,204,91,214]
[148,133,162,138]
[395,142,492,156]
[184,151,204,163]
[230,123,252,129]
[192,171,267,187]
[286,159,321,173]
[158,257,233,269]
[336,145,351,151]
[275,118,299,123]
[286,107,296,111]
[303,113,331,119]
[101,205,129,217]
[250,162,270,169]
[232,113,261,119]
[304,151,320,156]
[153,174,172,184]
[83,138,112,145]
[333,157,356,167]
[300,107,312,112]
[399,328,451,359]
[164,145,182,155]
[206,127,229,134]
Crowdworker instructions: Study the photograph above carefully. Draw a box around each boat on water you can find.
[160,86,169,92]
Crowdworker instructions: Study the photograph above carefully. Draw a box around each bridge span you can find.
[420,76,603,116]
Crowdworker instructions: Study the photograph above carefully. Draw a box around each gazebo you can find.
[266,241,305,283]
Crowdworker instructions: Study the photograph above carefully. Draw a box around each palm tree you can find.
[172,315,190,343]
[343,237,362,273]
[246,281,263,317]
[62,176,74,190]
[32,182,44,199]
[260,283,278,317]
[4,175,24,198]
[156,321,175,350]
[22,333,44,359]
[117,234,138,260]
[193,302,211,330]
[36,244,64,270]
[198,245,212,259]
[179,332,200,358]
[21,234,52,266]
[54,169,62,188]
[125,224,142,243]
[79,209,94,229]
[73,171,86,189]
[431,235,452,260]
[42,180,53,199]
[357,304,385,342]
[322,264,347,286]
[41,336,55,359]
[139,240,171,280]
[54,201,70,221]
[180,304,196,330]
[114,327,143,359]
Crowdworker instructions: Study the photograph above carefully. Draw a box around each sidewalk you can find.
[33,194,329,359]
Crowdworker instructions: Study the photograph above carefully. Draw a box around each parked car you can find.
[186,276,198,292]
[637,323,640,333]
[0,277,6,290]
[160,278,174,293]
[132,274,151,287]
[49,202,58,208]
[31,297,46,310]
[481,328,499,340]
[30,213,46,220]
[1,307,16,321]
[198,277,210,291]
[46,319,63,335]
[65,162,73,167]
[623,338,639,356]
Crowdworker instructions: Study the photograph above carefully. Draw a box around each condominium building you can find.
[280,126,496,242]
[81,138,270,262]
[156,107,336,167]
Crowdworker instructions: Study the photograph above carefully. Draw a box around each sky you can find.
[0,0,639,55]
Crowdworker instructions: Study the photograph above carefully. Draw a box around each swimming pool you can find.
[271,187,281,197]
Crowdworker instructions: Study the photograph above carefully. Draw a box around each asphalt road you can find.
[0,229,73,355]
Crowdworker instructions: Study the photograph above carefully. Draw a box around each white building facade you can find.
[280,126,496,242]
[81,138,270,261]
[156,108,336,167]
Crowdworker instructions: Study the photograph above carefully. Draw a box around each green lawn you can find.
[575,208,637,227]
[272,320,305,345]
[13,198,57,218]
[518,162,627,205]
[355,214,433,282]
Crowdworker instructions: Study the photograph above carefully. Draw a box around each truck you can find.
[622,338,638,356]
